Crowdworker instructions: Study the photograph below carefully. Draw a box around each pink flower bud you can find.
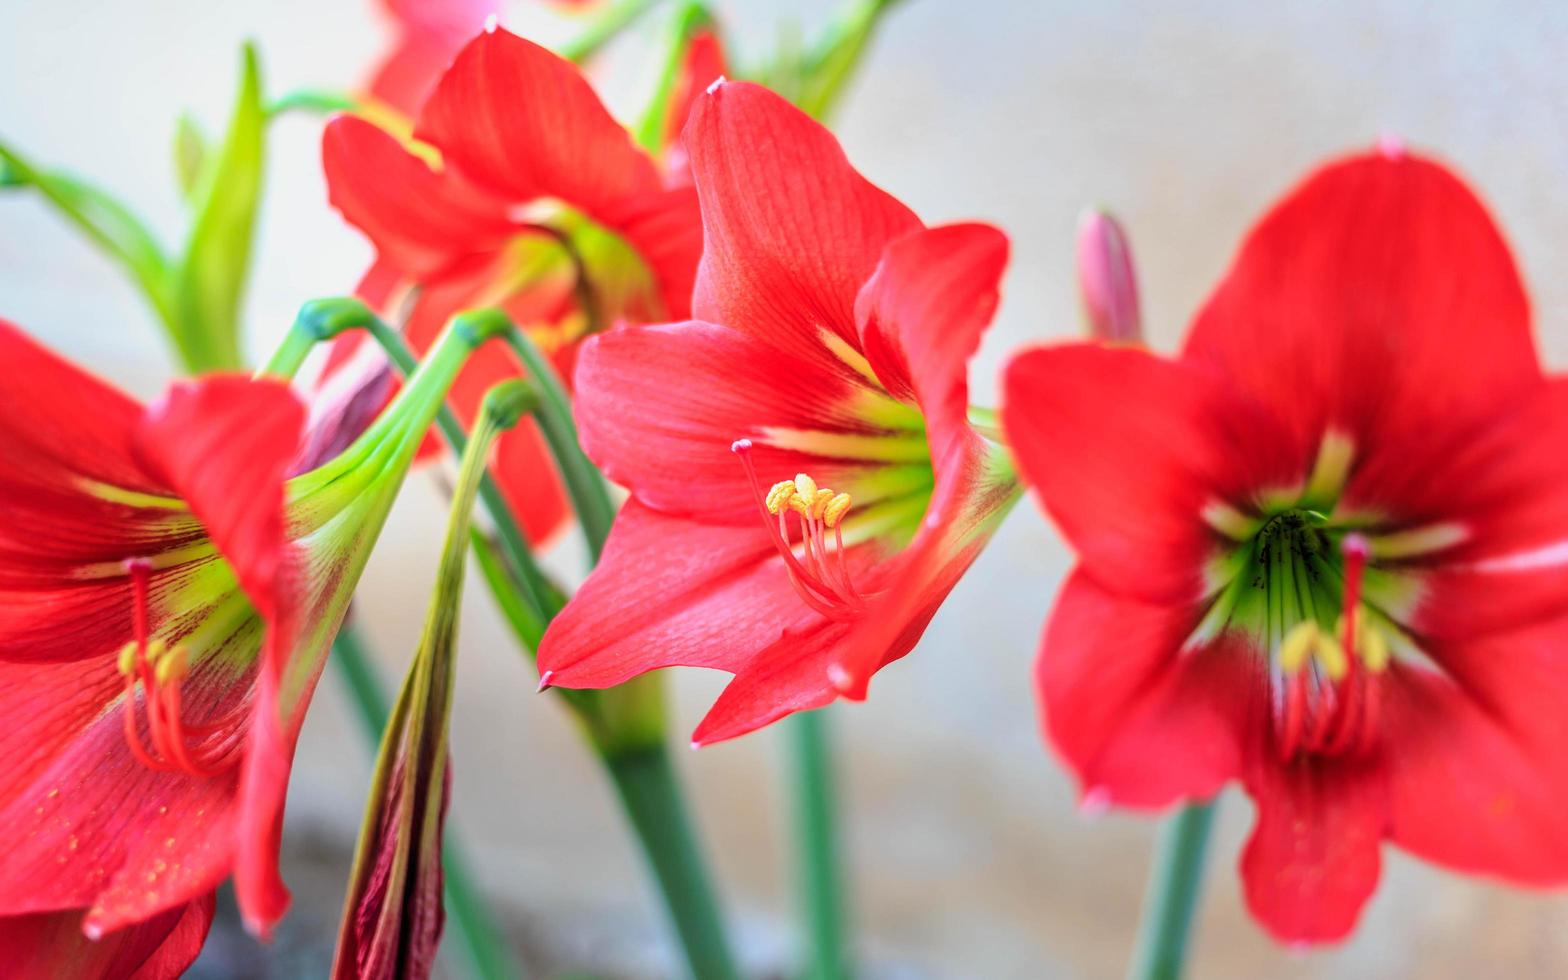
[1076,208,1142,343]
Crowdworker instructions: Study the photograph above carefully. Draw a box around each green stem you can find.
[331,621,523,980]
[605,745,742,980]
[632,1,717,154]
[558,0,669,64]
[789,710,850,979]
[1127,801,1217,980]
[795,0,910,122]
[361,313,557,621]
[503,325,617,562]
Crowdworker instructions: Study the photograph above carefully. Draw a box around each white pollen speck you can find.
[483,13,499,33]
[826,663,854,693]
[705,75,728,95]
[83,922,103,941]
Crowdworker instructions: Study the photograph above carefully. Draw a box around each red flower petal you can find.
[368,0,497,116]
[133,376,304,624]
[1183,151,1539,462]
[538,501,814,688]
[0,893,214,980]
[661,29,728,184]
[1383,619,1568,883]
[1036,570,1252,808]
[323,115,518,281]
[0,654,238,933]
[1002,343,1296,604]
[684,81,921,372]
[416,29,662,221]
[691,620,851,746]
[1240,755,1386,944]
[572,320,901,521]
[854,222,1009,434]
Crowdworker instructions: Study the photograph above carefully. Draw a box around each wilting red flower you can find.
[0,317,479,964]
[1003,150,1568,942]
[536,82,1019,744]
[326,26,705,545]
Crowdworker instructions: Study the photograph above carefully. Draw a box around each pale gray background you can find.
[3,1,1568,976]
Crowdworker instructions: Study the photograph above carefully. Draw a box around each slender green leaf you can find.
[172,42,266,371]
[0,139,175,326]
[172,113,208,204]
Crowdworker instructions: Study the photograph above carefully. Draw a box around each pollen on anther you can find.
[823,493,853,528]
[766,480,797,514]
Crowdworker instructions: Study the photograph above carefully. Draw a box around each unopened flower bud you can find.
[1076,208,1142,343]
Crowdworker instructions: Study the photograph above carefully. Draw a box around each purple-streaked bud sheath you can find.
[1076,209,1143,343]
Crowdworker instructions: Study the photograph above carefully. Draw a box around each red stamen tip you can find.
[1341,532,1371,562]
[730,438,752,455]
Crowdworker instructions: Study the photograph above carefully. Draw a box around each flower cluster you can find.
[2,3,1566,978]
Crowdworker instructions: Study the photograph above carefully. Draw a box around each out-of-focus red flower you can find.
[0,317,471,963]
[535,82,1019,744]
[1003,150,1568,943]
[325,27,705,545]
[366,0,500,119]
[660,28,728,185]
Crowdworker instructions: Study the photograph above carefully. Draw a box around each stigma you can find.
[733,439,869,621]
[118,559,245,778]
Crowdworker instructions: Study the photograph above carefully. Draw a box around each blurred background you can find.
[5,1,1568,976]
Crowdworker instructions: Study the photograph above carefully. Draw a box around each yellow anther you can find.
[807,488,834,520]
[117,642,138,677]
[823,493,853,528]
[1359,623,1391,672]
[765,480,797,515]
[153,645,187,687]
[1279,621,1317,674]
[1314,633,1348,681]
[793,473,818,502]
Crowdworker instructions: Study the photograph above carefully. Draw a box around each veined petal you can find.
[538,501,820,687]
[1035,570,1251,808]
[1240,754,1386,944]
[854,222,1009,438]
[684,81,922,375]
[416,29,663,221]
[323,115,519,281]
[1183,151,1540,459]
[0,894,215,980]
[1383,618,1568,883]
[691,619,852,747]
[133,376,304,625]
[1002,344,1296,604]
[573,320,918,521]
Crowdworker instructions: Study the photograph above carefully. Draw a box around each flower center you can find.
[732,439,870,622]
[117,559,246,778]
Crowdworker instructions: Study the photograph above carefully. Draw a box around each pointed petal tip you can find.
[483,13,499,32]
[826,663,856,695]
[704,74,728,96]
[689,739,704,751]
[1377,131,1406,160]
[535,670,554,693]
[1078,785,1112,820]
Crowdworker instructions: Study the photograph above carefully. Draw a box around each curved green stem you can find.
[331,621,523,980]
[633,1,717,154]
[1127,801,1216,980]
[789,710,851,979]
[606,745,742,980]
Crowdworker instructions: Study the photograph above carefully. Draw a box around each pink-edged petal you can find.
[0,893,215,980]
[1036,570,1252,809]
[416,29,662,219]
[572,320,908,521]
[538,501,814,687]
[1383,618,1568,883]
[1183,151,1539,459]
[323,115,518,281]
[1240,755,1386,945]
[133,376,304,624]
[684,81,922,371]
[1002,343,1296,604]
[854,222,1009,435]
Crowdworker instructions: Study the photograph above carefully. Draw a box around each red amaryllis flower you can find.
[0,315,480,962]
[325,26,705,545]
[365,0,498,118]
[1002,150,1568,943]
[536,82,1019,744]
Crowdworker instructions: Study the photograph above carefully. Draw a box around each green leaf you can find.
[0,139,176,327]
[171,42,266,372]
[172,113,208,204]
